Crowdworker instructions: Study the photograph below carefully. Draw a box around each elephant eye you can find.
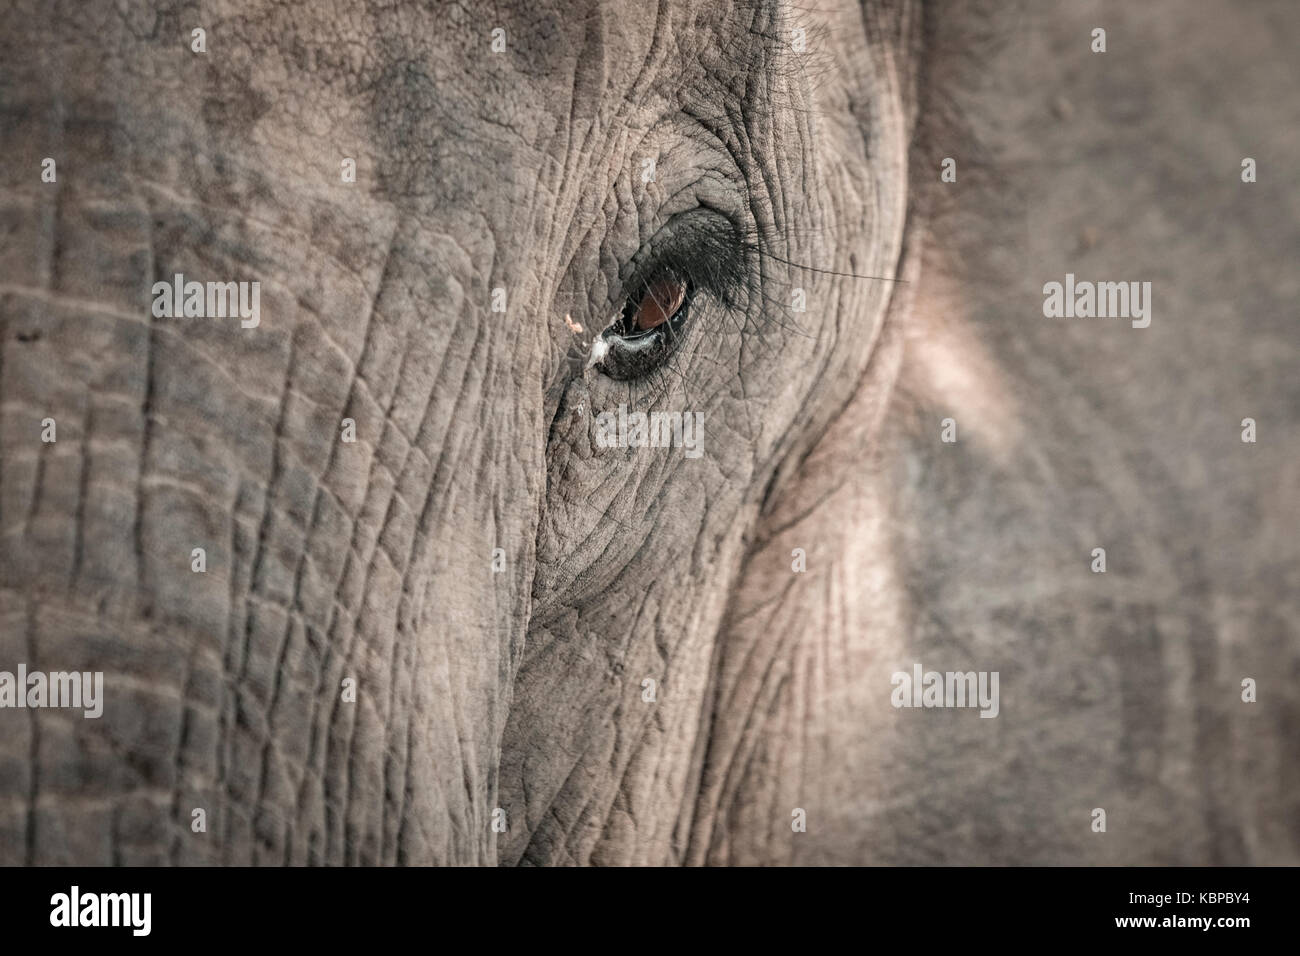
[587,210,748,382]
[590,276,694,381]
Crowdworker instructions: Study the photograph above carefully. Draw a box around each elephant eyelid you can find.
[618,211,751,317]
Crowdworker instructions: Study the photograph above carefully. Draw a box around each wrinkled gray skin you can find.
[0,0,1296,865]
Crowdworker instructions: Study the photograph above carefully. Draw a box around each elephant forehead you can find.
[196,0,796,150]
[351,2,801,196]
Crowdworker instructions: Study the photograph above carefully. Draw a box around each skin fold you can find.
[0,0,1296,865]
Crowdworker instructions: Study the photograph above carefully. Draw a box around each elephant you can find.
[0,0,1296,866]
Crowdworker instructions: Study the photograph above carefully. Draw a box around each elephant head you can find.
[1,0,1296,866]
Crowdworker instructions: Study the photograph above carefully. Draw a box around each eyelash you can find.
[629,215,749,313]
[595,213,751,382]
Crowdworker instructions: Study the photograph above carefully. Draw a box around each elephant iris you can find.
[630,278,687,332]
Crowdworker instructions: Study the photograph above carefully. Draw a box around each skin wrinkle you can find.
[282,238,400,849]
[236,324,299,861]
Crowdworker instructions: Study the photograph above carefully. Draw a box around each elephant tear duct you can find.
[586,336,609,370]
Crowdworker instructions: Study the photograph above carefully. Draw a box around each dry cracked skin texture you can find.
[0,0,1296,865]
